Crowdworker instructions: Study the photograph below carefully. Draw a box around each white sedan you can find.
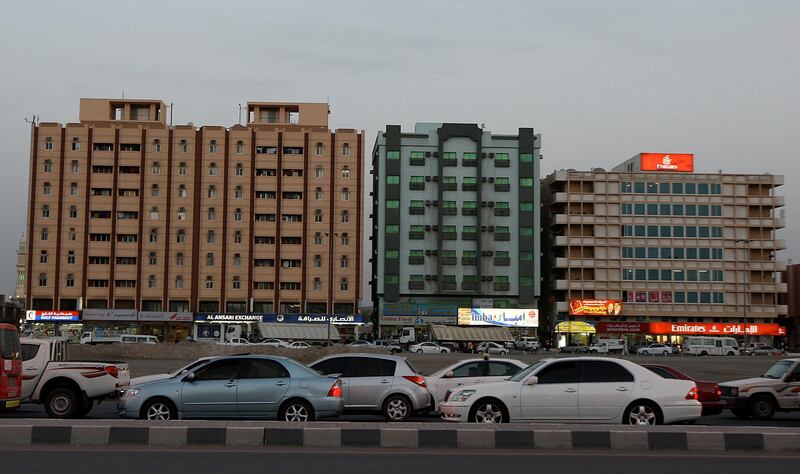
[409,342,451,354]
[348,340,374,348]
[637,344,671,355]
[259,338,287,348]
[426,358,528,411]
[477,342,509,355]
[285,341,312,350]
[439,357,701,425]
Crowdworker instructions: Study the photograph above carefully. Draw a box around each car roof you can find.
[311,353,408,362]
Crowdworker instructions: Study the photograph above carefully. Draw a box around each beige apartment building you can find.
[25,98,364,316]
[541,153,788,345]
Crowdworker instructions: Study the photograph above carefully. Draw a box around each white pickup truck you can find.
[719,358,800,420]
[20,337,130,418]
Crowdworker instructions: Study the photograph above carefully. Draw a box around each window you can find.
[207,186,217,199]
[340,255,349,268]
[315,166,324,178]
[44,137,54,151]
[315,187,324,200]
[41,205,50,218]
[234,140,245,154]
[233,253,241,266]
[149,229,158,243]
[178,185,187,198]
[206,253,215,266]
[179,140,188,153]
[153,140,161,153]
[43,182,51,195]
[40,250,48,263]
[69,205,77,219]
[207,230,216,244]
[316,145,325,156]
[175,275,184,288]
[235,163,244,176]
[234,208,243,221]
[314,210,323,223]
[536,360,579,384]
[342,144,351,156]
[580,361,634,383]
[340,278,348,291]
[341,166,350,178]
[387,175,400,185]
[41,228,49,241]
[177,207,186,220]
[205,276,214,289]
[387,150,400,160]
[232,277,241,290]
[495,152,510,162]
[519,178,534,187]
[147,275,156,288]
[386,200,400,209]
[195,359,241,381]
[151,184,160,197]
[207,208,216,221]
[209,140,218,153]
[314,232,323,244]
[176,253,185,266]
[67,251,75,264]
[341,233,349,245]
[70,160,79,173]
[234,231,242,244]
[341,210,349,223]
[340,188,350,200]
[178,162,187,175]
[386,225,399,234]
[148,252,157,265]
[177,230,186,243]
[240,359,289,379]
[69,183,79,196]
[209,163,217,176]
[39,273,47,287]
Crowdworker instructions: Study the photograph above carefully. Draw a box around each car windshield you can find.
[509,361,547,382]
[173,358,214,376]
[762,360,792,379]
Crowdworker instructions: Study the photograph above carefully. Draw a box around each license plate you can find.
[4,399,20,408]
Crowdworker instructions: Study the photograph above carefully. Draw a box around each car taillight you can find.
[685,386,698,400]
[403,375,427,388]
[715,385,722,397]
[105,366,119,378]
[327,380,342,397]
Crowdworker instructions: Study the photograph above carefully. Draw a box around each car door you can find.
[434,361,487,405]
[180,358,241,418]
[487,361,522,381]
[236,358,291,418]
[520,360,580,421]
[20,342,45,400]
[310,357,352,405]
[777,363,800,408]
[347,357,395,409]
[578,360,635,421]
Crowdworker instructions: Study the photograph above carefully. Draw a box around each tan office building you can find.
[25,98,364,318]
[541,153,787,345]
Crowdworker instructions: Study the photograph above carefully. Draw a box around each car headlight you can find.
[122,388,140,399]
[450,390,476,402]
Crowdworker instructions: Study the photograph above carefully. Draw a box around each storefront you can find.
[24,310,82,342]
[595,322,787,346]
[193,313,365,343]
[81,309,138,336]
[555,320,596,347]
[137,311,193,342]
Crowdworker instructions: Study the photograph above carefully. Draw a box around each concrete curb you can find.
[2,423,798,451]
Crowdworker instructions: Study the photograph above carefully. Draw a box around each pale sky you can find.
[0,0,798,299]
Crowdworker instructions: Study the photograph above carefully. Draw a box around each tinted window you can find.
[20,343,40,362]
[240,359,290,379]
[488,362,519,377]
[311,357,351,377]
[536,361,579,384]
[645,366,676,379]
[194,359,241,381]
[580,361,634,383]
[452,361,485,378]
[351,357,396,377]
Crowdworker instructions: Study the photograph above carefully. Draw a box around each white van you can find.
[683,336,738,356]
[119,335,159,344]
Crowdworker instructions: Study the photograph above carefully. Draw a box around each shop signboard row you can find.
[596,322,786,336]
[194,313,364,324]
[457,308,539,328]
[380,315,458,326]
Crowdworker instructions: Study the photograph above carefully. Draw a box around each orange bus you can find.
[0,323,21,410]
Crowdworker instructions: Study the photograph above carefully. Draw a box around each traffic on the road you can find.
[2,333,800,427]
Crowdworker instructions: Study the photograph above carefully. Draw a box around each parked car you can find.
[259,338,287,348]
[286,341,312,350]
[719,358,800,419]
[439,342,461,353]
[348,340,374,348]
[20,337,130,418]
[559,344,588,354]
[118,355,343,421]
[409,342,451,354]
[371,339,402,353]
[642,364,723,416]
[515,337,540,352]
[439,357,701,425]
[637,344,671,355]
[747,346,787,357]
[426,358,528,411]
[130,357,218,386]
[477,342,508,355]
[120,335,159,344]
[217,338,251,346]
[309,354,430,421]
[741,341,768,355]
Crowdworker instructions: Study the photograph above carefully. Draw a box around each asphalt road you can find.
[1,447,798,474]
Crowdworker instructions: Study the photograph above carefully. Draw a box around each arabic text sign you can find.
[639,153,694,172]
[457,308,538,327]
[569,299,623,316]
[26,310,80,322]
[137,311,194,322]
[596,322,785,336]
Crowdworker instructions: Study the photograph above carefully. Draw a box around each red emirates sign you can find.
[596,322,785,336]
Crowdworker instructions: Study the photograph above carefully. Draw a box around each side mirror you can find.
[526,376,538,386]
[444,370,454,379]
[183,372,196,382]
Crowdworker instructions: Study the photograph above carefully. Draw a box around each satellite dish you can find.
[282,261,290,268]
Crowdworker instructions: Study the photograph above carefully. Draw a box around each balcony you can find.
[441,158,457,167]
[410,157,425,166]
[494,208,510,217]
[461,257,477,266]
[494,184,510,192]
[441,208,457,216]
[462,184,477,191]
[462,232,477,240]
[408,281,425,290]
[441,281,457,290]
[495,233,510,242]
[441,256,457,265]
[461,282,478,291]
[462,208,477,216]
[461,158,477,167]
[409,207,425,215]
[408,231,425,240]
[494,257,510,266]
[493,282,510,291]
[409,182,425,191]
[442,183,457,191]
[408,256,424,265]
[442,231,457,240]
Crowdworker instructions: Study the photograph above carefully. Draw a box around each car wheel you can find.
[624,401,662,425]
[499,351,507,355]
[469,399,508,424]
[642,350,649,355]
[700,351,708,356]
[382,395,411,422]
[141,398,177,421]
[75,397,94,418]
[749,395,776,420]
[731,408,750,419]
[417,349,423,353]
[279,400,314,422]
[44,386,79,419]
[440,350,447,354]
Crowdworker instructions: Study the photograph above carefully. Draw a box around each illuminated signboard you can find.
[457,308,538,327]
[25,310,80,322]
[569,299,622,316]
[596,322,785,336]
[640,153,694,172]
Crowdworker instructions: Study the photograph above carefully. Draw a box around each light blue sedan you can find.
[117,355,343,421]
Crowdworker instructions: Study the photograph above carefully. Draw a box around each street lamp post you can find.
[735,239,752,347]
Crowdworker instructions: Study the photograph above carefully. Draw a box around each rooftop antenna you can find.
[122,90,125,99]
[24,115,39,125]
[238,104,242,125]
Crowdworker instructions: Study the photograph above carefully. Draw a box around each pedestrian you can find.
[467,341,474,354]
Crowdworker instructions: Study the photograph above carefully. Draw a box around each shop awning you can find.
[258,323,339,341]
[556,321,596,334]
[429,324,513,342]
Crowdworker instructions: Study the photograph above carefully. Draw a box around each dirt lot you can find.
[68,342,789,383]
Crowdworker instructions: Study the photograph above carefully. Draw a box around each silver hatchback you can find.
[310,353,431,421]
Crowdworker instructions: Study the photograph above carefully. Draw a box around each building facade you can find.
[372,123,541,331]
[25,98,364,320]
[541,153,787,346]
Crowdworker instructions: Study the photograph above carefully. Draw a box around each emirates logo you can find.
[656,155,679,170]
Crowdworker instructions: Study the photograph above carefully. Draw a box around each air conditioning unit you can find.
[432,176,439,182]
[425,250,432,255]
[488,177,495,183]
[424,225,432,231]
[481,152,487,158]
[481,225,487,231]
[481,275,492,281]
[481,177,488,183]
[425,275,433,281]
[425,176,432,182]
[432,225,439,231]
[431,275,439,281]
[425,200,431,206]
[481,202,488,207]
[488,226,495,232]
[489,153,495,158]
[432,200,439,206]
[431,250,438,256]
[433,152,439,158]
[425,152,432,157]
[488,202,495,208]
